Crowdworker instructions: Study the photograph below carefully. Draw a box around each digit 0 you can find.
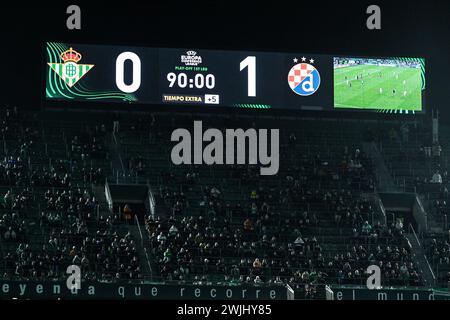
[116,52,141,93]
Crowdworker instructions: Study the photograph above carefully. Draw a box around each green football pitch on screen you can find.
[334,64,422,111]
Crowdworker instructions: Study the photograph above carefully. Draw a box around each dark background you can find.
[0,0,448,118]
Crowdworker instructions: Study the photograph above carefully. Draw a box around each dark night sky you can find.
[0,0,448,117]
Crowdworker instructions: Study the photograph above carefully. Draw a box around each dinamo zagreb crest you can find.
[288,62,321,96]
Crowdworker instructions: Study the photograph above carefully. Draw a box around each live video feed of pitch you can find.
[334,57,424,112]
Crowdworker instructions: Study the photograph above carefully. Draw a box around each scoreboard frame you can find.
[42,40,426,116]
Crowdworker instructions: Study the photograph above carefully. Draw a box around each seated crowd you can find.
[136,117,422,291]
[0,108,440,291]
[0,107,141,282]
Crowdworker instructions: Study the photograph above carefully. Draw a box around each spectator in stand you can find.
[250,190,258,201]
[168,224,178,237]
[123,204,133,224]
[252,258,262,275]
[244,218,253,231]
[250,203,258,216]
[395,218,404,233]
[210,187,221,199]
[273,276,283,285]
[361,221,372,236]
[4,227,16,242]
[432,142,442,160]
[254,276,263,285]
[432,171,443,184]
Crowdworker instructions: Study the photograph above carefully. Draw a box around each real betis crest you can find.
[48,47,94,87]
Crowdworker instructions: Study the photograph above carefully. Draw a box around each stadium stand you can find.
[2,106,449,298]
[116,113,423,292]
[0,107,140,282]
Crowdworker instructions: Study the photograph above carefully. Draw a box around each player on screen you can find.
[403,90,407,97]
[379,88,383,94]
[392,89,397,96]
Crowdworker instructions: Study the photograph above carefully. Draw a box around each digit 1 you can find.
[240,56,256,97]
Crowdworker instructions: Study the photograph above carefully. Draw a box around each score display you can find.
[45,42,425,113]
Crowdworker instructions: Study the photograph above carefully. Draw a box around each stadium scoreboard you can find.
[45,42,425,113]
